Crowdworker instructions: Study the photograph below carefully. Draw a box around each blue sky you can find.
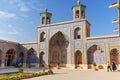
[0,0,118,42]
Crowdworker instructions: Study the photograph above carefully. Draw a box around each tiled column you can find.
[1,52,5,68]
[69,26,75,69]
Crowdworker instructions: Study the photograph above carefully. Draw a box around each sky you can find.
[0,0,118,42]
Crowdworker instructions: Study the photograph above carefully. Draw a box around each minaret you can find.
[72,0,86,20]
[40,8,52,25]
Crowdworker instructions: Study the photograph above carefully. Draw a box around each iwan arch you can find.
[0,0,120,70]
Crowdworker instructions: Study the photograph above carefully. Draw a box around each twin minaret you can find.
[40,8,52,25]
[40,0,86,25]
[72,0,86,20]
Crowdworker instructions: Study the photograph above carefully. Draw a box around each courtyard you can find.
[23,68,120,80]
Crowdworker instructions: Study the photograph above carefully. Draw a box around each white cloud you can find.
[20,6,29,12]
[30,21,34,24]
[0,36,18,42]
[0,24,20,41]
[0,11,16,18]
[0,31,5,34]
[9,0,30,12]
[17,2,29,12]
[7,24,19,35]
[21,14,29,18]
[7,24,12,28]
[0,24,20,35]
[8,29,19,35]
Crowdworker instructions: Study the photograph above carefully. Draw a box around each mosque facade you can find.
[0,1,120,70]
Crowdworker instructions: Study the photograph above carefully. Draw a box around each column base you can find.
[1,63,5,68]
[66,64,88,70]
[81,64,88,70]
[23,63,26,68]
[66,64,75,69]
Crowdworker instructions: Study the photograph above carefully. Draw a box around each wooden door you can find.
[77,55,82,64]
[118,55,120,64]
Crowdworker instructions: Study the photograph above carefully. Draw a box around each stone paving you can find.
[1,68,120,80]
[24,68,120,80]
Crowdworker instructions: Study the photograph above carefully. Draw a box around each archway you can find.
[75,10,79,18]
[19,52,24,63]
[49,31,69,66]
[87,45,105,68]
[27,48,37,68]
[110,48,119,64]
[75,50,82,68]
[5,49,16,66]
[0,50,2,67]
[39,52,45,67]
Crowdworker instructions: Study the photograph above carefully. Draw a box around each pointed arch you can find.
[74,27,81,39]
[27,48,37,64]
[40,32,46,42]
[110,48,119,64]
[75,10,79,18]
[39,51,45,66]
[42,17,45,24]
[75,50,82,64]
[87,44,105,64]
[47,17,50,24]
[5,48,16,66]
[49,31,69,66]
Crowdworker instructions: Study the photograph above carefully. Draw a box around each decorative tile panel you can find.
[75,40,82,49]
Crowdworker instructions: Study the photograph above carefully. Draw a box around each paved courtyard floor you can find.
[24,68,120,80]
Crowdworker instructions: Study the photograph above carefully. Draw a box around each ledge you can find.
[0,39,19,44]
[20,42,38,44]
[87,34,119,40]
[38,19,90,28]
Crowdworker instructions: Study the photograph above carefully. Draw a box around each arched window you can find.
[40,32,46,42]
[47,17,50,24]
[75,10,79,18]
[81,10,85,19]
[42,17,45,24]
[74,27,81,39]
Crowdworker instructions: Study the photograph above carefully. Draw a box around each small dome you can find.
[77,0,80,5]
